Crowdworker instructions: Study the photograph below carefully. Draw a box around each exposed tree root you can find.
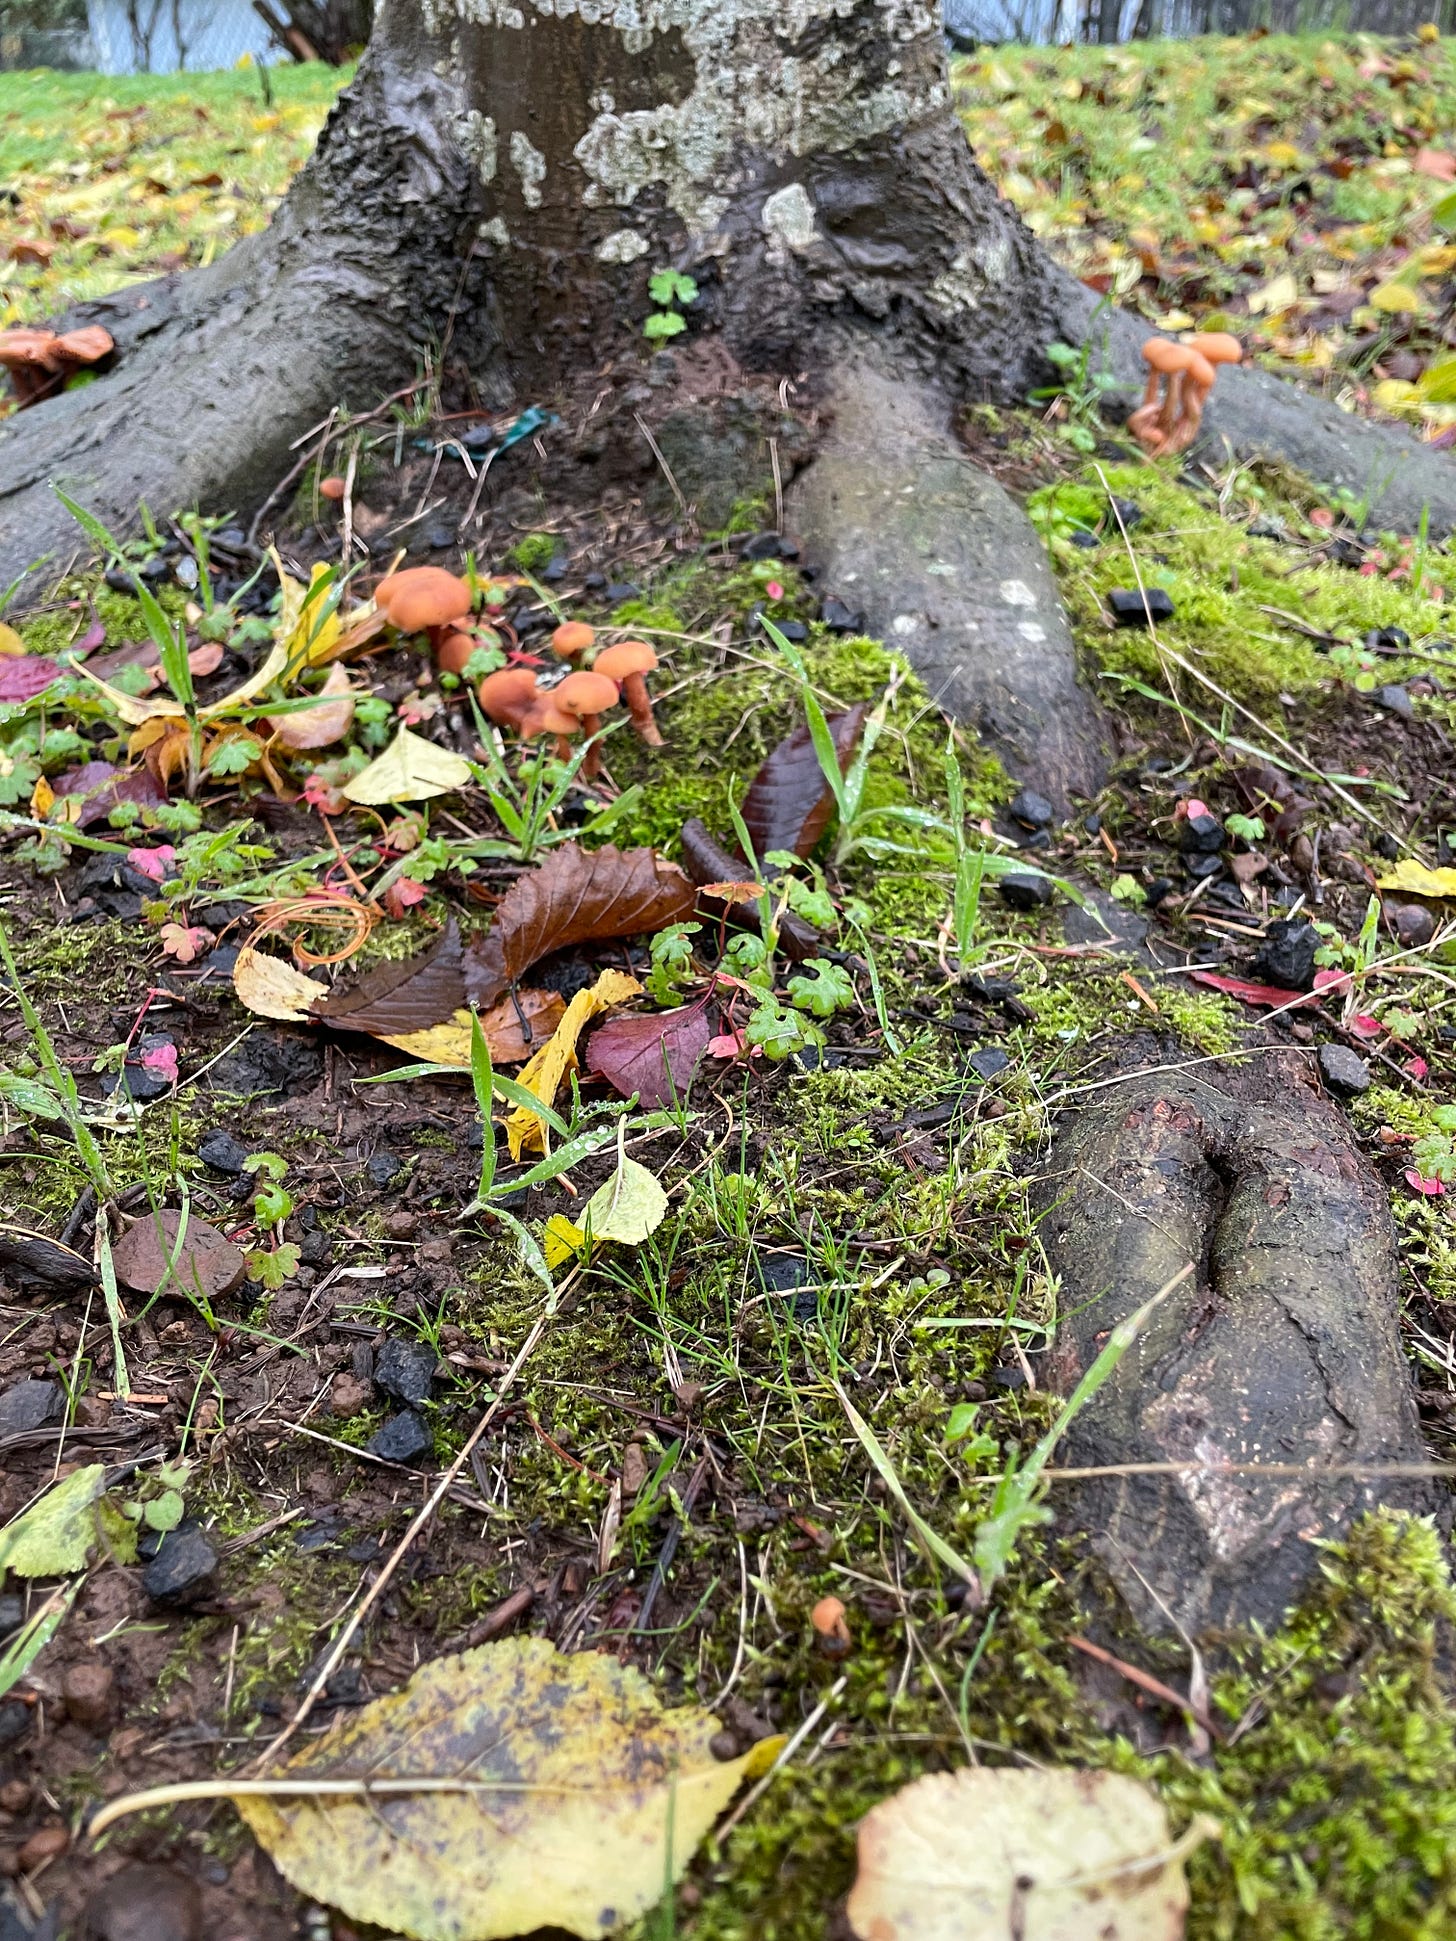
[1040,1041,1436,1638]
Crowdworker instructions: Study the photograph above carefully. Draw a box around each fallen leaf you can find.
[278,560,343,668]
[316,921,465,1033]
[50,762,164,828]
[160,923,212,964]
[233,945,329,1023]
[1416,147,1456,181]
[1376,859,1456,899]
[507,969,641,1158]
[234,1636,777,1941]
[268,663,356,752]
[343,726,474,805]
[846,1767,1197,1941]
[740,703,871,860]
[125,844,174,883]
[1405,1168,1447,1196]
[380,990,567,1068]
[0,1465,134,1576]
[140,1042,179,1084]
[0,657,62,704]
[1190,971,1319,1009]
[0,623,26,656]
[383,877,428,919]
[1369,278,1427,315]
[587,1000,717,1107]
[1247,271,1298,315]
[542,1153,670,1267]
[111,1209,247,1301]
[465,845,695,1011]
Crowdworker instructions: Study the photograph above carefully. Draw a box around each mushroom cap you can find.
[53,326,113,366]
[594,640,658,681]
[1185,349,1217,390]
[477,667,540,723]
[319,475,347,502]
[521,700,579,739]
[375,567,472,633]
[1185,331,1242,366]
[810,1595,848,1637]
[1141,338,1199,374]
[551,621,596,661]
[437,631,480,677]
[0,328,64,370]
[553,670,619,719]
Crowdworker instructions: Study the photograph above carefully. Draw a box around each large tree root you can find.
[786,356,1107,807]
[1039,1042,1437,1638]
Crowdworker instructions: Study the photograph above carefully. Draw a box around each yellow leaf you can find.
[278,560,342,669]
[847,1767,1206,1941]
[579,1155,669,1249]
[507,969,641,1159]
[234,1637,771,1941]
[233,945,328,1023]
[1247,272,1299,315]
[544,1213,588,1267]
[1370,278,1427,314]
[0,623,26,657]
[1373,378,1421,413]
[1153,309,1195,331]
[1263,140,1302,166]
[380,991,566,1068]
[342,726,474,805]
[1377,860,1456,898]
[29,775,54,819]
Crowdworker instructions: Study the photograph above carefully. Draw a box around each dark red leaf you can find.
[51,762,165,828]
[0,658,62,704]
[740,702,870,860]
[587,998,717,1108]
[316,919,466,1031]
[463,844,695,1011]
[1190,971,1321,1010]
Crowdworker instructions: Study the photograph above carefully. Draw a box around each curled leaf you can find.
[268,663,356,752]
[740,702,870,860]
[464,845,695,1011]
[315,921,465,1033]
[506,969,641,1158]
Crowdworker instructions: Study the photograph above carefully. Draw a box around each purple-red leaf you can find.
[587,999,717,1107]
[463,844,695,1011]
[0,657,62,705]
[740,703,870,860]
[51,762,165,828]
[1190,971,1320,1010]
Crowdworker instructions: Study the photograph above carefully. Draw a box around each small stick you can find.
[1067,1633,1222,1740]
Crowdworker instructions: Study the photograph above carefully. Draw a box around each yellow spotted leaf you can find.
[0,624,26,657]
[233,945,329,1023]
[343,727,474,805]
[1377,860,1456,899]
[235,1637,778,1941]
[380,990,566,1068]
[847,1767,1206,1941]
[1370,278,1427,314]
[506,969,640,1159]
[544,1155,669,1266]
[279,560,343,669]
[544,1213,589,1268]
[0,1464,131,1576]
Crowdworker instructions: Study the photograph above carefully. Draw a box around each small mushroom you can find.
[810,1594,852,1659]
[319,475,348,502]
[437,632,479,677]
[553,669,620,780]
[0,323,113,408]
[374,567,473,636]
[520,697,581,763]
[1161,347,1216,456]
[1127,340,1198,457]
[551,621,596,662]
[594,640,662,747]
[477,667,540,729]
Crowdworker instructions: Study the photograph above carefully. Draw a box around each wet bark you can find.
[1039,1043,1436,1638]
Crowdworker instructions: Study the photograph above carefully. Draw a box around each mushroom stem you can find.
[620,671,663,746]
[577,715,604,779]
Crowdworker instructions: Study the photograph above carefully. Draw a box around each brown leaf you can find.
[267,663,355,752]
[315,921,467,1032]
[740,703,870,860]
[587,999,717,1108]
[111,1209,247,1300]
[463,845,695,1010]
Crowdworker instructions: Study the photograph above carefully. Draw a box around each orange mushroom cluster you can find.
[1128,332,1242,458]
[0,325,114,408]
[372,567,664,773]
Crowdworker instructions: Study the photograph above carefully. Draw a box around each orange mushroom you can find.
[1128,340,1198,456]
[0,323,113,408]
[520,697,581,763]
[553,669,620,779]
[320,475,348,502]
[374,567,473,636]
[1161,348,1216,456]
[1175,333,1243,452]
[477,667,540,729]
[594,640,662,747]
[551,621,595,662]
[810,1595,852,1659]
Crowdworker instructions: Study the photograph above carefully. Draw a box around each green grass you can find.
[0,63,345,329]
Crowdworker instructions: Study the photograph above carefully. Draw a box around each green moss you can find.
[509,533,559,575]
[1031,462,1448,712]
[17,583,185,659]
